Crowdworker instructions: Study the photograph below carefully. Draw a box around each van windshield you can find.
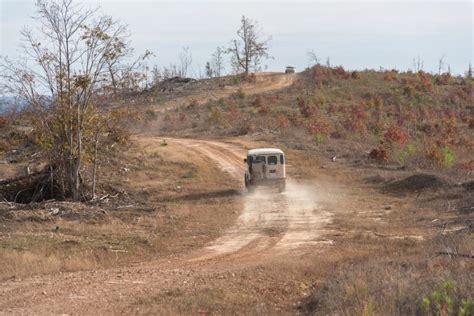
[267,155,278,165]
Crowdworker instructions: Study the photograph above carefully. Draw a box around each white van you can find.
[244,148,286,192]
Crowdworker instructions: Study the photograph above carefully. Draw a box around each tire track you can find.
[171,138,333,258]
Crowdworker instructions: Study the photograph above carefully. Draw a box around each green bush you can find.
[441,146,455,168]
[422,281,472,316]
[398,143,417,163]
[313,133,325,145]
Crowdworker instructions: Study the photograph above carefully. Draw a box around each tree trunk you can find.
[72,104,82,201]
[92,133,99,200]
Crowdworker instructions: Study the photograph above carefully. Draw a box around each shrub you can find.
[427,145,455,168]
[441,145,455,168]
[351,71,360,79]
[237,119,251,135]
[230,75,241,85]
[252,95,264,107]
[369,147,389,163]
[434,73,451,85]
[276,114,290,129]
[0,116,8,129]
[398,143,417,163]
[313,133,325,145]
[403,84,416,97]
[297,97,317,118]
[144,109,157,121]
[422,281,472,316]
[458,160,474,172]
[226,107,241,121]
[384,72,397,82]
[238,89,245,99]
[333,66,346,77]
[187,99,199,109]
[208,106,223,125]
[384,125,409,145]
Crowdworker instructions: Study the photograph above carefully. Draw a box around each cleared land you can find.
[0,72,472,314]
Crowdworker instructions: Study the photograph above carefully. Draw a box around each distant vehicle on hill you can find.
[285,66,295,74]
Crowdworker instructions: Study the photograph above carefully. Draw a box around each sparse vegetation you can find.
[0,1,471,314]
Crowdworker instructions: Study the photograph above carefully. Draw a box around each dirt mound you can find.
[383,174,448,194]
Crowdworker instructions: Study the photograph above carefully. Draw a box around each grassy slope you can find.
[158,66,473,179]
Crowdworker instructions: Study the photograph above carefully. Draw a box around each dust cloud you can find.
[207,179,333,255]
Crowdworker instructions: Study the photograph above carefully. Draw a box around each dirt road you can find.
[154,72,295,112]
[0,137,338,314]
[173,139,333,258]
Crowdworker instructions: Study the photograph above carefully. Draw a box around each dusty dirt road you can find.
[173,139,333,259]
[154,72,295,112]
[0,137,340,314]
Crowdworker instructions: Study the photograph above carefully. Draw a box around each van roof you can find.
[247,148,284,155]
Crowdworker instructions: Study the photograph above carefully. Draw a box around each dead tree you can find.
[413,55,424,72]
[211,46,225,77]
[178,46,192,77]
[227,16,271,75]
[1,0,131,200]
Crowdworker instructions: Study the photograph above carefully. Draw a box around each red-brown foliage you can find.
[306,116,332,136]
[333,66,346,76]
[276,114,290,129]
[469,118,474,129]
[0,116,7,129]
[369,147,389,163]
[297,97,317,118]
[458,160,474,172]
[351,71,360,79]
[384,125,409,145]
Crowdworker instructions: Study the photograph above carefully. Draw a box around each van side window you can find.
[267,156,278,165]
[280,155,284,164]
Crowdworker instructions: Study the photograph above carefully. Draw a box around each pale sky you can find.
[1,0,472,76]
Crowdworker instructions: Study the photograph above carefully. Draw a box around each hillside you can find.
[153,67,473,177]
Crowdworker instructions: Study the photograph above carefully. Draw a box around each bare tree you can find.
[178,46,192,77]
[307,50,320,66]
[1,0,131,200]
[118,49,153,92]
[438,54,447,75]
[227,15,271,75]
[211,46,225,77]
[325,57,331,68]
[413,55,424,72]
[205,61,213,78]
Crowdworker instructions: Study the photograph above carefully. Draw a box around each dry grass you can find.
[0,137,242,281]
[302,234,473,315]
